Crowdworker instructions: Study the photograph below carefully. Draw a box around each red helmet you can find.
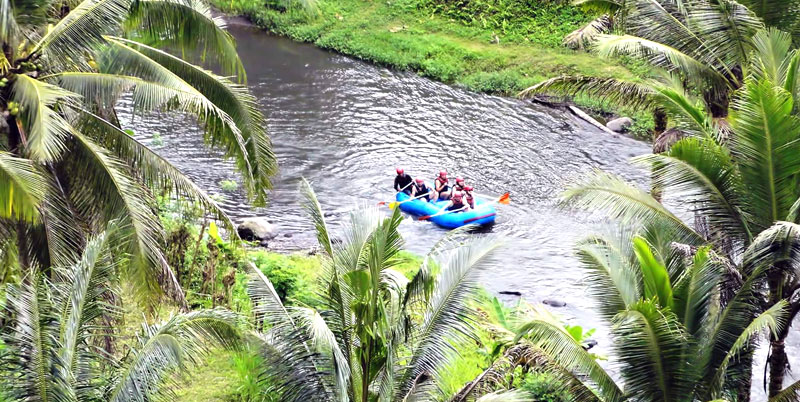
[452,192,463,200]
[464,186,473,191]
[456,177,465,184]
[396,168,404,175]
[415,178,424,184]
[439,170,447,178]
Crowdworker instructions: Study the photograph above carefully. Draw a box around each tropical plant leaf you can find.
[729,78,800,231]
[12,74,79,162]
[0,151,47,221]
[632,236,673,309]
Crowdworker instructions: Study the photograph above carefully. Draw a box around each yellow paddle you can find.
[377,181,414,206]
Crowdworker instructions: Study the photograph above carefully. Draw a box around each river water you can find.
[117,22,795,399]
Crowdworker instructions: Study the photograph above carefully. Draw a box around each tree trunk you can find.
[767,270,794,397]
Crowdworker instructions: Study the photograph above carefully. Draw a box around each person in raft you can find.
[444,192,468,212]
[462,185,475,209]
[433,170,450,201]
[450,177,466,197]
[411,178,432,201]
[394,168,413,195]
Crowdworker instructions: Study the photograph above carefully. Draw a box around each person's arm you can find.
[410,184,417,197]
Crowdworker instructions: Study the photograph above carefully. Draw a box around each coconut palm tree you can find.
[0,227,241,401]
[554,29,800,397]
[510,226,788,401]
[532,0,773,141]
[0,0,275,305]
[241,179,503,402]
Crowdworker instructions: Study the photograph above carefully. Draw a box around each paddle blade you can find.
[497,192,510,205]
[388,202,399,209]
[419,215,432,221]
[377,201,387,206]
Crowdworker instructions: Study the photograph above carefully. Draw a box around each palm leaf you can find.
[729,78,800,231]
[396,236,502,400]
[519,75,661,111]
[102,37,275,203]
[562,170,705,244]
[514,306,625,402]
[576,230,641,319]
[564,15,613,50]
[106,308,240,402]
[33,0,131,65]
[612,299,689,399]
[0,151,47,221]
[12,74,79,162]
[124,0,245,78]
[634,136,751,243]
[595,34,731,86]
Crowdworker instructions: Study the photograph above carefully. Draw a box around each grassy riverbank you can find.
[213,0,655,137]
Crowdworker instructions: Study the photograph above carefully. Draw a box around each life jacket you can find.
[435,177,449,193]
[464,191,474,208]
[449,198,465,211]
[414,183,428,194]
[452,183,465,192]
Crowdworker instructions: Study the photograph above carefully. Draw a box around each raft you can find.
[395,192,496,229]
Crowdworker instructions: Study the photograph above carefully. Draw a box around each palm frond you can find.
[576,230,641,319]
[102,37,275,203]
[246,260,333,400]
[33,0,131,66]
[76,109,237,236]
[564,15,613,50]
[612,299,689,399]
[729,78,800,230]
[708,300,787,398]
[687,0,764,69]
[292,306,351,401]
[671,246,723,337]
[749,28,794,85]
[519,75,660,111]
[67,130,183,305]
[12,74,79,162]
[0,151,47,221]
[52,228,117,390]
[562,170,705,244]
[475,390,532,402]
[514,306,624,402]
[0,0,18,46]
[124,0,245,78]
[771,377,800,402]
[106,308,240,402]
[299,177,333,257]
[396,236,502,400]
[1,270,70,402]
[595,34,731,86]
[634,136,751,243]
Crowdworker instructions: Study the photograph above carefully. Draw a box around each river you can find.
[117,22,795,399]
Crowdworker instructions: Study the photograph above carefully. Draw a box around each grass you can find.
[175,350,242,401]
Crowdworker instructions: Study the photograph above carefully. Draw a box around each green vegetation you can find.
[0,0,275,312]
[221,179,240,192]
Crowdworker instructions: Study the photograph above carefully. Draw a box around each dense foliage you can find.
[0,0,275,308]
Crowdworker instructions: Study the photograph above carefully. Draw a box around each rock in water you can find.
[542,299,566,307]
[606,117,633,133]
[237,217,277,241]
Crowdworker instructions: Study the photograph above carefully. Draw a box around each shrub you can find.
[220,179,240,192]
[522,371,571,402]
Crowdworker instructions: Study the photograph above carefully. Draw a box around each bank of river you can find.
[212,0,655,138]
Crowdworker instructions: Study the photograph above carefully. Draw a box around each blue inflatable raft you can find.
[395,192,496,229]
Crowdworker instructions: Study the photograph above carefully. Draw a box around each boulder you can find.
[237,217,277,241]
[606,117,633,133]
[543,299,566,307]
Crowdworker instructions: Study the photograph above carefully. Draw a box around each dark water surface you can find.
[117,23,796,398]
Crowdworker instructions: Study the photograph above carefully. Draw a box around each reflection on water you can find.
[116,22,798,399]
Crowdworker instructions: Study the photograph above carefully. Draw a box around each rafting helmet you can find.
[452,192,463,201]
[456,177,465,184]
[464,186,473,192]
[415,178,424,184]
[396,168,404,175]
